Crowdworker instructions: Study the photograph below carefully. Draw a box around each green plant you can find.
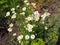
[0,0,60,45]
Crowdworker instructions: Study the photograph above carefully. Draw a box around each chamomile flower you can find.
[26,28,32,32]
[16,5,19,8]
[13,33,17,36]
[8,28,13,32]
[11,14,16,19]
[11,8,15,11]
[27,24,34,29]
[19,40,21,43]
[31,34,35,39]
[34,16,40,21]
[17,35,23,41]
[26,24,34,32]
[6,11,10,17]
[25,16,33,21]
[24,0,28,3]
[9,23,13,27]
[22,7,26,11]
[25,35,30,40]
[33,11,39,15]
[45,26,48,30]
[26,2,30,5]
[20,12,25,15]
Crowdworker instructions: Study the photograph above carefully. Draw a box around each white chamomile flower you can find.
[6,11,10,17]
[13,33,17,36]
[27,24,34,29]
[24,0,28,3]
[11,8,15,11]
[9,23,13,27]
[26,3,30,5]
[22,7,26,11]
[11,14,16,19]
[25,35,30,40]
[26,24,34,32]
[20,12,25,15]
[8,28,13,32]
[25,16,33,21]
[17,35,23,41]
[33,11,39,15]
[31,34,35,39]
[19,40,21,43]
[34,16,40,21]
[45,26,48,30]
[16,5,19,8]
[26,28,32,32]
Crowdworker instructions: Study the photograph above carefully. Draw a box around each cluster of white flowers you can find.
[20,7,26,16]
[5,7,17,19]
[6,7,19,33]
[25,11,40,33]
[25,16,33,22]
[33,11,40,21]
[24,0,30,6]
[26,24,34,32]
[5,0,51,44]
[17,34,35,40]
[8,23,14,32]
[22,7,26,11]
[31,3,36,8]
[17,35,23,43]
[25,34,35,40]
[24,0,28,3]
[11,8,17,19]
[41,12,50,21]
[17,35,24,40]
[25,11,40,22]
[20,6,27,16]
[5,7,17,33]
[20,12,25,16]
[17,34,35,43]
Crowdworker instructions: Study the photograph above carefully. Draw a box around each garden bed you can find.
[0,0,60,45]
